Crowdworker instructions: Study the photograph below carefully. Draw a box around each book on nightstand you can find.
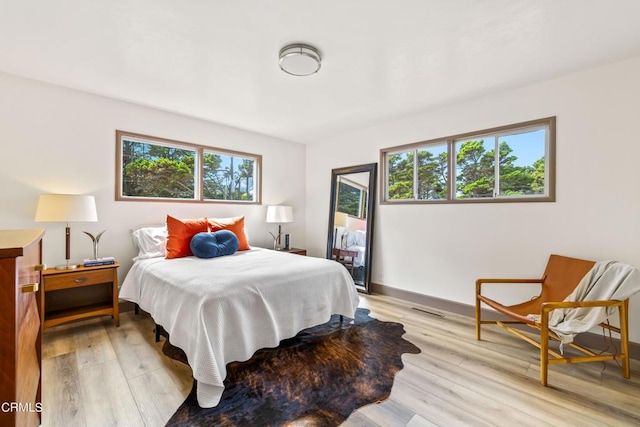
[83,256,115,267]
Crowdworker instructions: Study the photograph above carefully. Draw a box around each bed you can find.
[342,229,366,268]
[119,234,359,408]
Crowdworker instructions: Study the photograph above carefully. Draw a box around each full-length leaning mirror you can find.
[326,163,377,293]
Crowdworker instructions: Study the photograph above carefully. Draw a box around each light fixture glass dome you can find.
[279,44,321,77]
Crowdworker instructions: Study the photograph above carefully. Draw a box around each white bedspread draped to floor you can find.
[119,248,359,407]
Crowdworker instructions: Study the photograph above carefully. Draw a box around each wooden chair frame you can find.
[476,278,630,385]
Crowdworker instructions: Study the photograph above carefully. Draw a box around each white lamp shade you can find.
[334,211,348,228]
[35,194,98,223]
[266,205,293,223]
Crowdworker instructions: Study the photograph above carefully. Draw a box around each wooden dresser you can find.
[0,229,44,427]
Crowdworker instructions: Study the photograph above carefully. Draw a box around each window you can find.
[116,130,261,203]
[381,117,555,204]
[337,177,368,219]
[202,151,257,202]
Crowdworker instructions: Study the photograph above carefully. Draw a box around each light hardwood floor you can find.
[41,294,640,426]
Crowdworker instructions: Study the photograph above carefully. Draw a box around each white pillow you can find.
[132,225,167,261]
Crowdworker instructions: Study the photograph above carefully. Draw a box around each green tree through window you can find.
[203,153,255,201]
[417,145,448,200]
[387,151,414,199]
[122,141,195,199]
[337,181,367,218]
[382,117,555,203]
[117,131,261,203]
[455,139,544,198]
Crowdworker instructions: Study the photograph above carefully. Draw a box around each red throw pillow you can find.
[208,216,250,251]
[165,215,210,259]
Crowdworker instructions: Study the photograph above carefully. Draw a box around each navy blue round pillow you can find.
[190,230,239,259]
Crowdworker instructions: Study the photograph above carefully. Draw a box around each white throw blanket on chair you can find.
[543,261,640,343]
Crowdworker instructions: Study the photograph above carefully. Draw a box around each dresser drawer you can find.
[44,268,114,291]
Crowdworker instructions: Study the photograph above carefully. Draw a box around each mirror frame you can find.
[326,163,377,293]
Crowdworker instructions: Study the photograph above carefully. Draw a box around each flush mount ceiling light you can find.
[279,44,321,76]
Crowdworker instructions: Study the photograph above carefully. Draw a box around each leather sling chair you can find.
[475,254,630,385]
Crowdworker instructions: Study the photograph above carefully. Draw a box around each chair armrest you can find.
[476,278,543,295]
[477,278,543,284]
[538,300,629,331]
[541,299,627,314]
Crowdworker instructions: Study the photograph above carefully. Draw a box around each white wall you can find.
[3,55,640,341]
[0,71,306,281]
[306,55,640,342]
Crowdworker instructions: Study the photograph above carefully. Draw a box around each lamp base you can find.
[55,263,78,270]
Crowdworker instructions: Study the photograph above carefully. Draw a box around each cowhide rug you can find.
[163,308,420,426]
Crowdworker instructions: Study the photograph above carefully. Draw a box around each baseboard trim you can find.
[370,282,640,361]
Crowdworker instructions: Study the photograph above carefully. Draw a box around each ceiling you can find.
[2,1,640,144]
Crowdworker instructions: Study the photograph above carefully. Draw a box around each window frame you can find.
[115,130,262,204]
[380,117,556,204]
[337,176,368,219]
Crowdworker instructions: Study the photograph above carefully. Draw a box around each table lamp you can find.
[266,205,293,250]
[333,211,348,249]
[35,194,98,269]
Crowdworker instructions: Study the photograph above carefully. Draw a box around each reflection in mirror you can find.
[327,163,377,293]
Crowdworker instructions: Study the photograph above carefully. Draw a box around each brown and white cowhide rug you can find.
[164,308,420,426]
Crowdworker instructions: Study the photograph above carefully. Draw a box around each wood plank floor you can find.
[41,294,640,426]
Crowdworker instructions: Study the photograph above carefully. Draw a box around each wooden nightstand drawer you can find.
[44,268,114,291]
[40,263,120,330]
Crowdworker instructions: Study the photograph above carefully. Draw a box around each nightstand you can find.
[41,262,119,330]
[332,248,358,274]
[275,247,307,256]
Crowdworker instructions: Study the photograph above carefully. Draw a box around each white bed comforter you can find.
[119,248,359,408]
